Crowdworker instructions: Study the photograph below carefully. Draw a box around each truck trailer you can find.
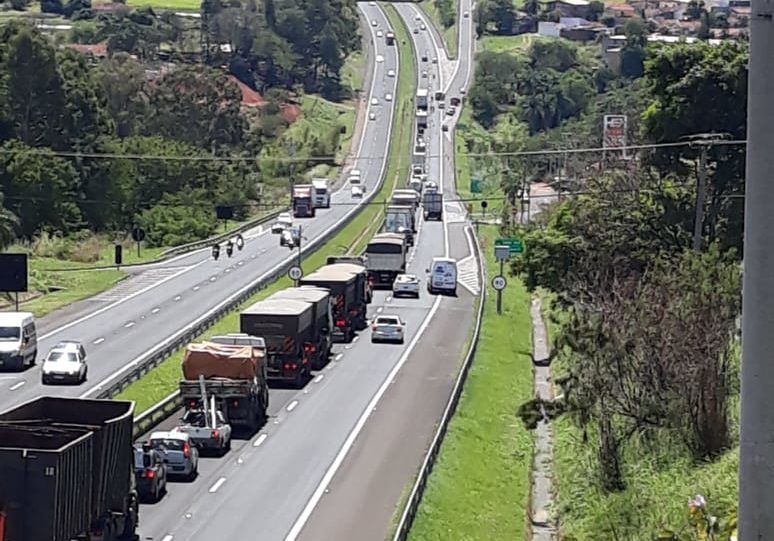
[180,341,269,430]
[267,286,333,369]
[423,191,443,221]
[365,233,407,287]
[292,184,316,218]
[382,204,416,246]
[415,88,429,110]
[0,396,139,541]
[240,299,314,387]
[300,264,369,342]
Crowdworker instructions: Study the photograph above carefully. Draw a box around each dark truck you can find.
[300,263,369,342]
[423,191,443,221]
[240,299,314,387]
[0,396,139,541]
[326,256,373,304]
[383,204,416,246]
[267,286,333,369]
[292,184,316,218]
[365,233,407,288]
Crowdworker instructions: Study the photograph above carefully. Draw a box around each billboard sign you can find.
[603,115,628,158]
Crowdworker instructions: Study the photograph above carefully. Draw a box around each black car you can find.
[134,444,168,502]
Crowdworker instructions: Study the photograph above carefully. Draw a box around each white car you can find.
[351,185,364,198]
[387,69,396,77]
[460,86,466,94]
[393,274,420,298]
[432,57,438,64]
[376,54,385,63]
[420,23,426,30]
[280,229,298,248]
[371,97,379,105]
[385,93,393,101]
[421,70,428,78]
[148,431,199,480]
[272,212,293,233]
[369,112,376,121]
[369,0,375,4]
[371,19,378,26]
[377,30,384,37]
[413,27,419,34]
[425,180,438,192]
[463,10,469,17]
[371,315,406,344]
[41,340,87,384]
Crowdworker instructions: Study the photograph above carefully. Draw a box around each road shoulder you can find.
[296,287,475,541]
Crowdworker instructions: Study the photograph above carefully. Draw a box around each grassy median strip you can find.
[117,10,417,414]
[407,225,533,541]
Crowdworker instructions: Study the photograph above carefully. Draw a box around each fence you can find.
[392,226,486,541]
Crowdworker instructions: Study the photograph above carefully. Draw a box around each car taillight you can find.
[145,469,155,479]
[233,400,239,407]
[213,429,219,440]
[183,443,191,458]
[291,363,298,370]
[283,363,291,370]
[372,325,377,331]
[335,319,346,327]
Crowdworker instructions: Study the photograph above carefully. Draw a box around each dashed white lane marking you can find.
[193,286,200,291]
[314,374,325,383]
[225,268,231,273]
[253,434,268,447]
[161,535,174,541]
[210,276,217,282]
[93,337,105,345]
[9,381,25,391]
[287,400,299,412]
[124,321,135,328]
[353,336,360,343]
[152,307,160,314]
[209,477,227,493]
[335,353,343,361]
[174,295,182,301]
[376,307,383,313]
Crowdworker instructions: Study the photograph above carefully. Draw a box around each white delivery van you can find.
[0,311,38,370]
[426,257,457,295]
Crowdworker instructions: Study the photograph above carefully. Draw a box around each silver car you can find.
[371,315,406,344]
[149,431,199,481]
[41,340,87,384]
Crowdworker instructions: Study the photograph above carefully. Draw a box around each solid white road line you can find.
[209,477,227,494]
[9,381,25,391]
[285,296,442,541]
[253,434,268,447]
[286,400,299,412]
[314,374,325,384]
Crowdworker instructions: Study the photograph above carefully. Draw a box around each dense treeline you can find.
[466,35,746,538]
[0,0,361,251]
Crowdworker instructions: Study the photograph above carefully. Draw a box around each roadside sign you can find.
[470,178,481,193]
[495,238,524,254]
[492,275,507,291]
[131,227,146,243]
[288,266,303,281]
[494,245,510,261]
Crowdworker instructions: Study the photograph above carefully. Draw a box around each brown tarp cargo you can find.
[182,342,262,380]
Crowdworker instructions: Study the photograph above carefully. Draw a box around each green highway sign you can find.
[457,123,467,131]
[470,178,482,193]
[495,238,524,254]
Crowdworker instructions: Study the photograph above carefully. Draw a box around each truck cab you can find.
[311,178,331,208]
[292,185,316,218]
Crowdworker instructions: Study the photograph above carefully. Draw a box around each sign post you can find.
[288,265,303,286]
[603,114,628,160]
[131,227,146,258]
[493,239,524,315]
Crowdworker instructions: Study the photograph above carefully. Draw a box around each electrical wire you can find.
[0,139,749,162]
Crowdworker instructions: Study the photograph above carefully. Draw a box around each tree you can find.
[642,41,748,251]
[144,65,245,149]
[0,194,18,250]
[96,52,146,138]
[2,25,68,149]
[620,19,647,78]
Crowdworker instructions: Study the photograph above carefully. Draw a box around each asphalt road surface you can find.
[293,2,480,539]
[133,2,479,539]
[0,3,398,413]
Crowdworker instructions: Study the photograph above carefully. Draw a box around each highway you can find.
[132,2,480,541]
[0,3,397,412]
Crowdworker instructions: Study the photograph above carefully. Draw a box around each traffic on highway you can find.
[0,0,478,539]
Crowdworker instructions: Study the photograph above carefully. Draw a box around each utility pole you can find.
[739,2,774,538]
[288,142,296,206]
[682,133,728,252]
[296,224,302,269]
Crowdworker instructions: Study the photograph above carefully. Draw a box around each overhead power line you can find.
[0,139,749,163]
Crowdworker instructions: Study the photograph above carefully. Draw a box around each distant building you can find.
[605,3,637,18]
[539,0,591,18]
[538,21,562,37]
[63,42,108,62]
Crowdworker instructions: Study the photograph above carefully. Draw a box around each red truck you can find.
[293,185,316,218]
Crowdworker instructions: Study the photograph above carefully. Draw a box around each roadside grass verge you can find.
[127,0,198,10]
[407,225,533,541]
[117,8,417,414]
[540,290,740,539]
[480,34,535,54]
[418,0,458,60]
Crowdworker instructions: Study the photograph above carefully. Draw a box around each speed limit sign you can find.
[492,275,507,291]
[288,266,303,281]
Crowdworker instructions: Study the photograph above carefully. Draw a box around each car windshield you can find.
[0,327,20,341]
[151,438,184,451]
[134,450,152,468]
[47,351,78,363]
[377,317,399,325]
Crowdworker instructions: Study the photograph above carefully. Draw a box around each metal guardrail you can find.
[392,225,486,541]
[132,390,182,439]
[43,209,287,273]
